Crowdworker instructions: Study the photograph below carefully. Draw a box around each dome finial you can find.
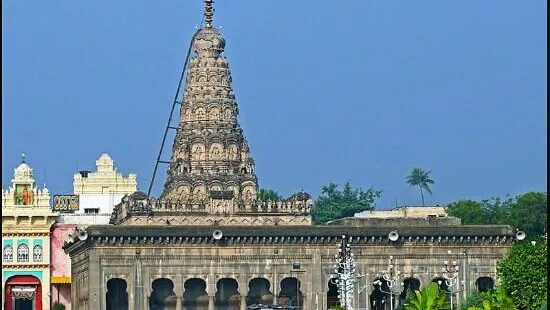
[21,153,26,163]
[204,0,214,28]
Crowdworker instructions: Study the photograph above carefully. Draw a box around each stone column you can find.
[208,295,215,310]
[88,251,101,308]
[175,274,183,310]
[207,274,216,310]
[240,295,247,310]
[312,249,323,310]
[134,250,144,310]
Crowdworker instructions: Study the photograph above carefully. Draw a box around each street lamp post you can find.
[332,235,357,310]
[441,250,459,310]
[374,256,400,310]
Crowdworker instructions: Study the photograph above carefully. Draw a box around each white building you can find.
[355,206,448,219]
[57,153,138,225]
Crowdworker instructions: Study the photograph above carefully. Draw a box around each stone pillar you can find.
[240,295,247,310]
[88,251,101,309]
[134,250,144,310]
[207,274,216,310]
[208,295,215,310]
[174,274,183,310]
[312,249,323,310]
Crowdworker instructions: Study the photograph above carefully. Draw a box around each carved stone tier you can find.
[162,14,258,202]
[110,192,313,226]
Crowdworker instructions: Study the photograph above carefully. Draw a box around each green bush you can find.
[53,302,66,310]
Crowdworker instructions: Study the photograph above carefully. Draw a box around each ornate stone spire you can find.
[161,3,258,205]
[203,0,214,28]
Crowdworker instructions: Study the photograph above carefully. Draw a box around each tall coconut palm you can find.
[406,168,435,206]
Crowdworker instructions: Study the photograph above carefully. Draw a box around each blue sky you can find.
[2,1,547,208]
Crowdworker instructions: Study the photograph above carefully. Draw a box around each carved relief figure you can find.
[224,109,232,121]
[209,108,220,120]
[193,185,207,201]
[227,145,238,160]
[191,144,205,160]
[245,189,253,201]
[195,108,206,121]
[177,186,190,199]
[210,144,223,160]
[183,109,192,121]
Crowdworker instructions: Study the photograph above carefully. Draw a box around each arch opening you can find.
[278,277,304,309]
[400,277,421,301]
[215,278,240,310]
[247,277,273,307]
[370,277,391,310]
[106,278,128,310]
[4,275,42,310]
[183,278,208,310]
[476,277,495,292]
[327,279,339,309]
[150,278,176,310]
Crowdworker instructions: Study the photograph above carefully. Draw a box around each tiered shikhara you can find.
[111,0,312,226]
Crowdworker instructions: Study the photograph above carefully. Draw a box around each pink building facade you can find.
[50,224,77,310]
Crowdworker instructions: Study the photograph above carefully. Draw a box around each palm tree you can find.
[406,168,435,206]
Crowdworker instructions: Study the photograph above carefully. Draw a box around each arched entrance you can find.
[400,277,420,301]
[4,275,42,310]
[326,279,339,309]
[215,278,240,310]
[370,277,389,310]
[149,278,176,310]
[106,278,129,310]
[278,277,304,309]
[247,277,273,306]
[183,278,208,310]
[475,277,495,292]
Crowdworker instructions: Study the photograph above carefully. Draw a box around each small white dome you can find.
[14,162,33,181]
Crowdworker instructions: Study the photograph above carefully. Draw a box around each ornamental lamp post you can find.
[374,255,400,310]
[441,250,459,310]
[331,235,357,310]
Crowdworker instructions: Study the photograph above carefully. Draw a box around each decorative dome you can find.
[14,162,33,182]
[193,27,225,58]
[193,0,225,58]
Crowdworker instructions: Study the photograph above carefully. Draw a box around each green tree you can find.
[256,188,283,201]
[498,238,547,310]
[506,192,547,237]
[446,197,512,225]
[312,182,382,224]
[406,168,435,206]
[402,282,450,310]
[467,286,516,310]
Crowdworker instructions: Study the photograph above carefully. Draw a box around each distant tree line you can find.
[445,191,547,237]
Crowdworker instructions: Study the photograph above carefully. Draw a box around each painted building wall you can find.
[50,224,76,310]
[2,159,57,310]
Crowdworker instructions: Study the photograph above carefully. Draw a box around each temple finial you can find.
[21,153,26,163]
[204,0,214,28]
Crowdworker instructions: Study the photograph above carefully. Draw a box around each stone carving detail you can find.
[109,191,313,226]
[162,15,258,202]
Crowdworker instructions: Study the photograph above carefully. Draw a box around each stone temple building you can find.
[64,2,520,310]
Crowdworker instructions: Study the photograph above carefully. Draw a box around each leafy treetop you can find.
[312,182,382,224]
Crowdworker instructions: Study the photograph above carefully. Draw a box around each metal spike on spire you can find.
[204,0,214,28]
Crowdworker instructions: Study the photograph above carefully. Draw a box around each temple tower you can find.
[162,0,258,204]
